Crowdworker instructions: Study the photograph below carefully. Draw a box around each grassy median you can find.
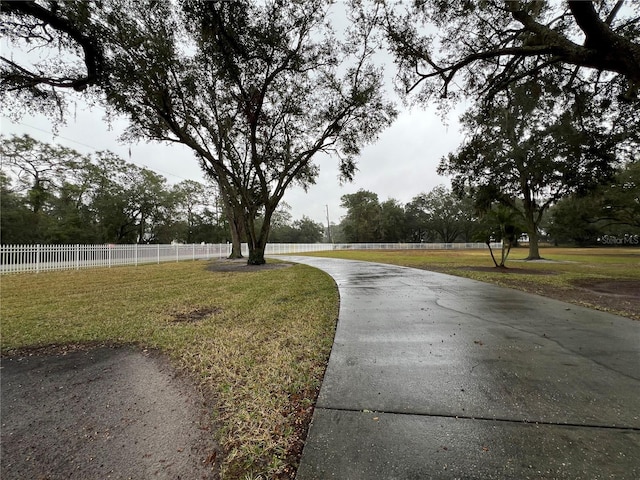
[0,260,339,479]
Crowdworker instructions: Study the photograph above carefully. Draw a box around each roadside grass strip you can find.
[0,261,339,478]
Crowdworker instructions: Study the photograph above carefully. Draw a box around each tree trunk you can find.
[247,244,266,265]
[486,240,499,267]
[527,228,541,260]
[245,202,274,265]
[525,217,542,260]
[500,242,508,267]
[501,239,513,267]
[246,219,266,265]
[214,182,245,259]
[228,217,244,259]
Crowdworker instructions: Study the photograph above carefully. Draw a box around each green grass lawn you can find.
[0,260,338,479]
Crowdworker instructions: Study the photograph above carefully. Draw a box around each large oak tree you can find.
[439,76,637,259]
[380,0,639,258]
[1,0,396,264]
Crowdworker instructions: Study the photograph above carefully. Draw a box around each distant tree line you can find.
[333,159,640,249]
[0,134,323,245]
[334,187,475,244]
[3,134,637,248]
[547,161,640,246]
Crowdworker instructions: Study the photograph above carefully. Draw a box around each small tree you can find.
[475,205,523,268]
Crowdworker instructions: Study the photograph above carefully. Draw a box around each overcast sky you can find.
[0,4,468,228]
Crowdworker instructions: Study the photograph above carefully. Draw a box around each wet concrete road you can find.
[280,257,640,479]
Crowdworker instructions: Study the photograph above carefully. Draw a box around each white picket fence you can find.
[0,242,499,274]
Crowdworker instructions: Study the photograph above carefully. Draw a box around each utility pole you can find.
[326,204,332,244]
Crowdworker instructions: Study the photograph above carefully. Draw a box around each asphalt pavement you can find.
[280,256,640,480]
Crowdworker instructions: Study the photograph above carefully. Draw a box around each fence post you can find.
[36,244,41,274]
[157,244,160,264]
[192,243,195,261]
[108,245,112,268]
[135,244,138,267]
[76,244,80,270]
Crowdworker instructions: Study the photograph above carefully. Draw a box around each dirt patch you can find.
[1,346,220,479]
[571,279,640,297]
[206,258,293,273]
[169,306,223,323]
[559,279,640,320]
[1,341,128,359]
[461,266,557,276]
[427,266,640,321]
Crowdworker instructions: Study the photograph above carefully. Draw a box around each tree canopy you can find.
[406,186,476,243]
[383,0,640,105]
[0,134,226,244]
[340,190,382,243]
[438,71,637,258]
[548,160,640,245]
[4,0,638,260]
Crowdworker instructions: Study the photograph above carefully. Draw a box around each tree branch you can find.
[1,0,104,91]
